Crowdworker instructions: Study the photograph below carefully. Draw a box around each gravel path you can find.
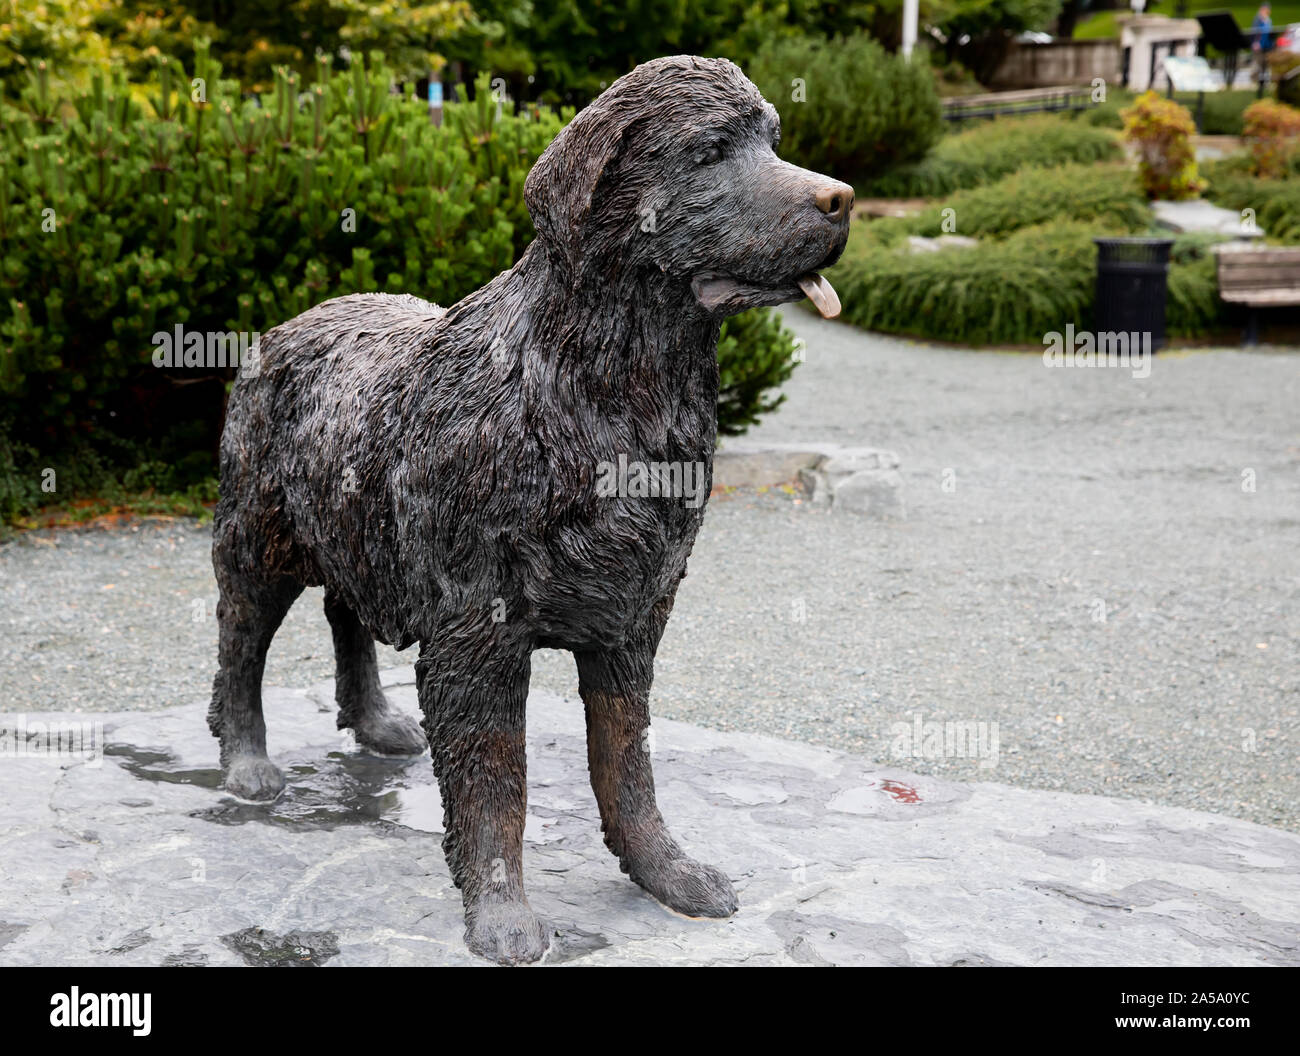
[1,309,1296,830]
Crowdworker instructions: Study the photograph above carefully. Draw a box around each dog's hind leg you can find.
[208,566,303,802]
[574,600,738,919]
[324,589,426,756]
[416,638,548,966]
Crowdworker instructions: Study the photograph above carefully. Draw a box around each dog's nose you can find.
[814,182,853,223]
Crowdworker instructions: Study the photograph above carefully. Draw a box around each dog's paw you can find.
[348,703,427,757]
[224,755,285,802]
[464,900,550,966]
[630,855,739,919]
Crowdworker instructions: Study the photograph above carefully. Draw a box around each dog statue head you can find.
[524,55,851,319]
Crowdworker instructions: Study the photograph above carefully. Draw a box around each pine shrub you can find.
[909,164,1148,238]
[865,116,1122,199]
[746,32,942,185]
[827,220,1104,346]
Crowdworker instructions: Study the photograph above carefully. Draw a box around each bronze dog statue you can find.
[209,54,851,964]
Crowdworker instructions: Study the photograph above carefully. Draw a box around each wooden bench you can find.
[1214,245,1300,345]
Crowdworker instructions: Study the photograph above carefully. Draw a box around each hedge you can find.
[865,115,1123,199]
[828,220,1104,345]
[827,164,1227,346]
[909,163,1150,238]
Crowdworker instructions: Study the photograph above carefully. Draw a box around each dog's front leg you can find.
[416,641,548,965]
[575,626,738,919]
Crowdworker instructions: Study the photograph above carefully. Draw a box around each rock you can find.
[799,447,904,518]
[0,672,1297,966]
[1,671,1296,966]
[711,443,904,518]
[833,469,905,518]
[820,448,901,475]
[1152,198,1264,240]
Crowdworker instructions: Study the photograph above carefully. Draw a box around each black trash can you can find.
[1093,237,1175,352]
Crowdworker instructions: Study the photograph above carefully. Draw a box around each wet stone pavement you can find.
[2,669,1298,967]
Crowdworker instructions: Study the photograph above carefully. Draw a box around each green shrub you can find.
[865,115,1123,198]
[1166,246,1229,337]
[910,163,1149,238]
[1,49,560,445]
[825,167,1222,346]
[824,164,1150,345]
[1083,102,1125,129]
[0,48,800,523]
[828,217,1227,346]
[845,214,917,253]
[746,31,942,185]
[1201,152,1261,183]
[1169,230,1233,265]
[1199,90,1270,136]
[0,428,41,523]
[931,60,985,99]
[716,308,798,435]
[0,421,218,527]
[1205,174,1300,243]
[827,220,1106,345]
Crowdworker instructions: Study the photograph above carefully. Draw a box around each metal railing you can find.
[941,85,1098,123]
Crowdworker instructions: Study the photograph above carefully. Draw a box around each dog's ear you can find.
[524,94,639,273]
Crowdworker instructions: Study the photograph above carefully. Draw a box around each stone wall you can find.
[988,39,1121,89]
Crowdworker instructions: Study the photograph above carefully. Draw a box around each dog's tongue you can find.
[797,273,840,318]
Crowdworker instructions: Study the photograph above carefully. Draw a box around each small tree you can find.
[1121,91,1206,201]
[1241,99,1300,180]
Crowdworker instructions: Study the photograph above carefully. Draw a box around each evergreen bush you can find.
[746,32,943,185]
[865,116,1122,199]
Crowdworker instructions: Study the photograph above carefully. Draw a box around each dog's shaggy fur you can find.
[209,55,851,964]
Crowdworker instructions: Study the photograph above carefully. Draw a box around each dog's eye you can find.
[696,144,724,166]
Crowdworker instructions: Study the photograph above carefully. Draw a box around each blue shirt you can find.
[1251,14,1274,49]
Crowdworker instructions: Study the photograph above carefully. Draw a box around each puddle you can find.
[199,752,439,831]
[105,744,224,789]
[387,782,443,833]
[220,926,340,966]
[108,742,440,832]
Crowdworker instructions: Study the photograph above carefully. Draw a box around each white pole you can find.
[902,0,919,60]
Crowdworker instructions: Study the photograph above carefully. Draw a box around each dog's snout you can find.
[814,182,853,223]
